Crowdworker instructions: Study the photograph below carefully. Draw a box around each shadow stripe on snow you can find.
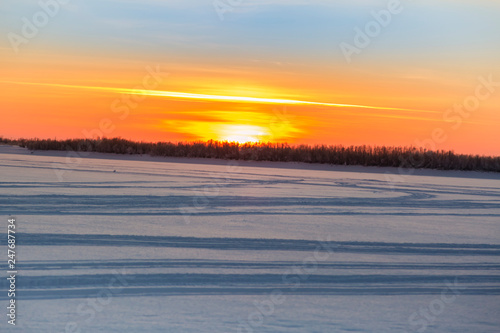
[7,286,500,300]
[16,260,500,271]
[3,233,500,256]
[1,194,498,212]
[2,273,500,289]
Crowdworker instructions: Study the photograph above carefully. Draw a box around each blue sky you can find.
[3,0,499,66]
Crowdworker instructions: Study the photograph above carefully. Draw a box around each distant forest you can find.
[2,137,499,172]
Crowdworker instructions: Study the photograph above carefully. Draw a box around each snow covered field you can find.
[1,145,499,332]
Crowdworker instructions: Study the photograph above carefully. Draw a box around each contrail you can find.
[2,81,439,114]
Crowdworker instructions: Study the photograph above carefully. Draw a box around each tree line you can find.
[1,137,499,172]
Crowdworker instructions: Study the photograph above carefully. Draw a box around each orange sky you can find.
[1,1,499,155]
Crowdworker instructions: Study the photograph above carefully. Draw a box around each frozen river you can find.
[1,145,499,332]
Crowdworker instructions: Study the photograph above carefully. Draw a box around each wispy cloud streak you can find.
[3,81,440,114]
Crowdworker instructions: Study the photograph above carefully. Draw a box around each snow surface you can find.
[0,145,499,332]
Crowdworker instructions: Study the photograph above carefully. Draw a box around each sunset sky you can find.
[1,0,499,155]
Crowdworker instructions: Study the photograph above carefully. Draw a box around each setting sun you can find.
[217,124,269,143]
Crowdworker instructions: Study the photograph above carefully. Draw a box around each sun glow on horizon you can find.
[216,124,269,143]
